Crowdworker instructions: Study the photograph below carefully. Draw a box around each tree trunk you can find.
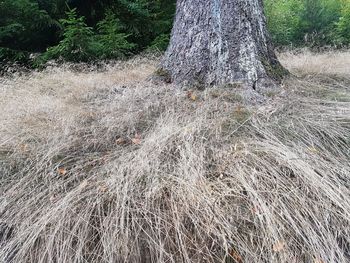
[159,0,287,92]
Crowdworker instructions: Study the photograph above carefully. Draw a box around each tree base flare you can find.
[159,0,288,92]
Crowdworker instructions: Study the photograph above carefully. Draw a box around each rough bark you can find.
[159,0,287,92]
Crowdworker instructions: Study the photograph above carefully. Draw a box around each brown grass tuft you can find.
[0,51,350,262]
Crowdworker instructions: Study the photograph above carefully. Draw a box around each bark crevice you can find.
[159,0,288,93]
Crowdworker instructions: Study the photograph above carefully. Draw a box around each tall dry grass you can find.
[0,51,349,263]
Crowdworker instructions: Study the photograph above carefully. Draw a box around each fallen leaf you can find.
[187,91,197,101]
[273,241,286,252]
[229,248,243,263]
[57,167,67,176]
[116,137,128,145]
[132,138,141,145]
[132,133,142,145]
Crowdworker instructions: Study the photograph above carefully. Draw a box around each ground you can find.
[0,50,350,263]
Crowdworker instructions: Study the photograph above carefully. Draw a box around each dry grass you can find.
[279,49,350,77]
[0,51,349,263]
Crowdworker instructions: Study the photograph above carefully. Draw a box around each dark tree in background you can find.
[160,0,287,92]
[1,0,349,67]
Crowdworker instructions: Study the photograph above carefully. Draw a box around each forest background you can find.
[1,0,350,67]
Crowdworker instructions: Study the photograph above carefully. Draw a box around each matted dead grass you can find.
[0,51,349,263]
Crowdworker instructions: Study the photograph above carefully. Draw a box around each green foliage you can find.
[38,8,95,63]
[1,0,350,67]
[108,0,175,50]
[0,47,30,65]
[0,0,58,51]
[94,11,136,59]
[265,0,303,45]
[335,1,350,44]
[37,9,136,65]
[1,0,175,66]
[67,0,175,50]
[148,34,170,51]
[265,0,349,47]
[299,0,342,45]
[0,0,61,65]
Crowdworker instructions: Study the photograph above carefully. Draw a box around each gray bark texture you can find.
[160,0,287,91]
